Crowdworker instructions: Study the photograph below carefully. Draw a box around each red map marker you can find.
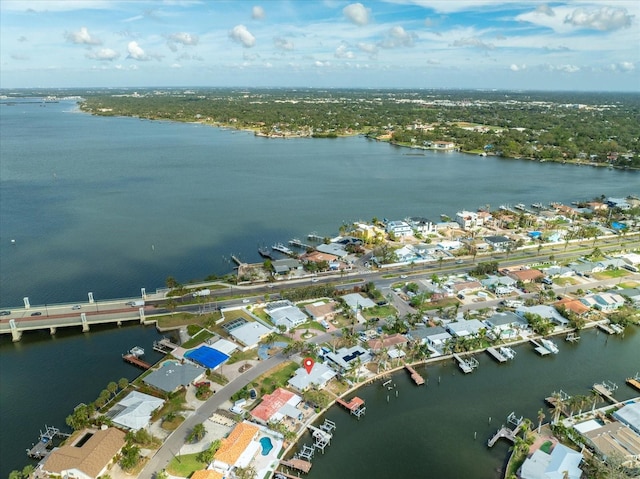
[303,357,315,374]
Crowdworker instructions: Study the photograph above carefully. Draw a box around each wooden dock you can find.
[280,458,312,474]
[404,364,425,385]
[593,382,618,404]
[123,353,151,369]
[153,337,179,354]
[486,347,507,363]
[336,396,366,418]
[453,353,478,373]
[597,323,616,335]
[529,339,550,356]
[626,374,640,391]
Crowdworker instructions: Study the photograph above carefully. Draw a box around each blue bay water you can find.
[0,99,638,478]
[1,99,637,308]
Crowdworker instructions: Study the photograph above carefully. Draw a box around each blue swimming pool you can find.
[259,436,273,456]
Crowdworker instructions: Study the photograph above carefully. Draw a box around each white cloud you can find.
[169,32,199,46]
[315,60,330,67]
[379,26,416,48]
[86,48,120,61]
[335,44,355,59]
[127,41,151,61]
[171,63,181,69]
[510,64,526,71]
[357,42,378,57]
[274,37,294,51]
[343,3,370,26]
[610,61,635,72]
[252,5,265,20]
[229,25,256,48]
[64,26,101,45]
[451,36,494,50]
[535,4,555,17]
[564,7,633,31]
[545,63,580,73]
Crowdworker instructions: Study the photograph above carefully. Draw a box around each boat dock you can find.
[529,339,551,356]
[153,337,179,354]
[231,255,245,266]
[258,247,274,260]
[307,233,324,242]
[597,322,616,335]
[453,353,479,373]
[565,332,580,342]
[486,347,507,363]
[545,389,571,408]
[289,238,312,249]
[336,396,366,418]
[27,425,70,459]
[626,373,640,391]
[123,353,151,369]
[404,364,425,385]
[272,243,295,256]
[488,412,524,447]
[279,459,312,474]
[593,381,619,403]
[307,424,332,453]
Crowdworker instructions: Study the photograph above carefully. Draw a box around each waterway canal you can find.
[302,328,638,479]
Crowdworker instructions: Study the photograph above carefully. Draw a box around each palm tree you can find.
[537,408,545,434]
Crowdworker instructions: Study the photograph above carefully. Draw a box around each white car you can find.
[242,299,251,303]
[400,275,408,279]
[72,305,82,310]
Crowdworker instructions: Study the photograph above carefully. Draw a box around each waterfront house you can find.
[577,418,640,464]
[406,217,437,235]
[250,387,303,424]
[366,333,408,352]
[446,319,486,338]
[554,298,590,317]
[484,312,526,339]
[288,362,337,392]
[271,258,303,276]
[519,442,583,479]
[109,391,164,431]
[612,401,640,435]
[325,346,372,372]
[143,361,204,393]
[40,428,126,479]
[300,250,339,266]
[516,305,569,327]
[316,242,349,258]
[455,211,484,230]
[617,287,640,306]
[265,301,308,331]
[212,421,261,473]
[579,292,625,312]
[407,325,451,352]
[386,220,413,238]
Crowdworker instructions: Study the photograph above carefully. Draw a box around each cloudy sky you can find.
[1,0,638,91]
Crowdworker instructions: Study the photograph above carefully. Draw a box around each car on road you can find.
[455,259,464,264]
[311,278,319,282]
[72,305,82,310]
[242,299,251,303]
[400,275,408,279]
[30,312,42,316]
[0,310,10,316]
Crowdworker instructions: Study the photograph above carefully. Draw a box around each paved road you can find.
[139,353,285,479]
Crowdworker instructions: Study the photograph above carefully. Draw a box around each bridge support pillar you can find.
[117,320,122,327]
[139,307,145,323]
[23,297,30,309]
[81,313,90,332]
[9,319,22,342]
[50,327,57,335]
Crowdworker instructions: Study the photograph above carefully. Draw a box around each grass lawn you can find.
[254,361,299,395]
[422,298,459,310]
[294,320,325,333]
[364,304,397,319]
[619,281,639,288]
[154,312,221,329]
[554,277,578,286]
[161,415,185,431]
[166,452,207,477]
[181,329,215,349]
[151,390,190,421]
[593,269,629,280]
[227,349,259,364]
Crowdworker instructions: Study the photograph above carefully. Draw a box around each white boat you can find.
[531,203,543,209]
[271,243,294,255]
[610,323,624,334]
[499,347,516,360]
[129,346,145,357]
[540,339,559,354]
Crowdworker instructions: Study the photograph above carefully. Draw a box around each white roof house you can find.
[516,305,569,326]
[229,321,272,349]
[288,362,338,392]
[110,391,164,431]
[386,220,413,237]
[341,293,376,312]
[209,338,238,356]
[266,301,308,330]
[520,443,582,479]
[325,346,372,372]
[446,319,486,337]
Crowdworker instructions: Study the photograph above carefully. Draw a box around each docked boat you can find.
[129,346,145,357]
[499,347,516,360]
[531,203,543,209]
[514,203,526,211]
[272,243,294,255]
[540,339,559,354]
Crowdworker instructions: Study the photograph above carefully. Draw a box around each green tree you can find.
[118,377,129,390]
[107,381,118,397]
[119,444,141,471]
[187,423,206,443]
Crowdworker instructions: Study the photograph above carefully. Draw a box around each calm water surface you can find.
[0,99,638,477]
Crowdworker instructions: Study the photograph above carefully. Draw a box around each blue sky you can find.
[1,0,638,91]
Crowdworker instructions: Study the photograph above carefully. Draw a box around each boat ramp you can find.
[27,425,70,459]
[404,364,425,385]
[453,353,479,374]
